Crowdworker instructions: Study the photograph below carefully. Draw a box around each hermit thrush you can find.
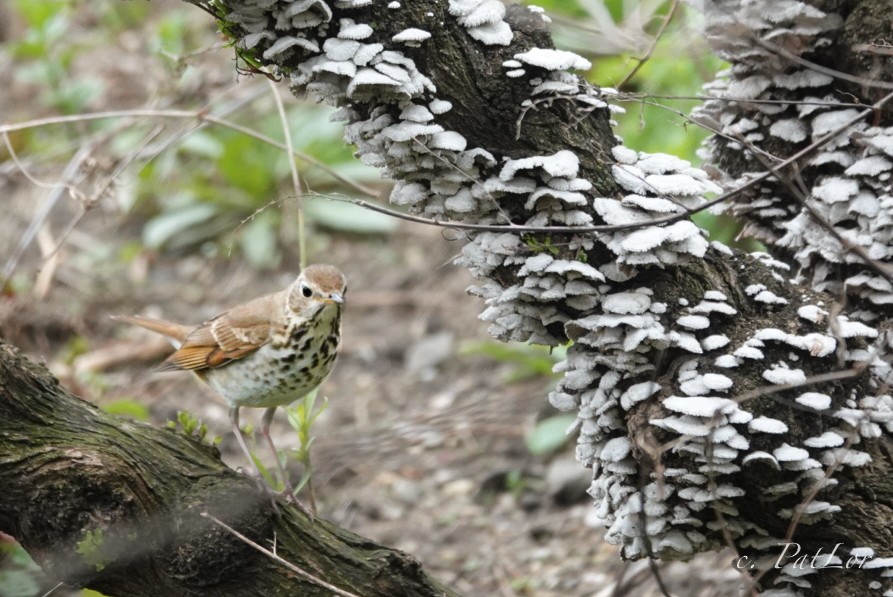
[114,264,346,514]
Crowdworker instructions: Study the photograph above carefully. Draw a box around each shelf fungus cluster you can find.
[553,259,887,551]
[694,0,893,326]
[218,0,892,593]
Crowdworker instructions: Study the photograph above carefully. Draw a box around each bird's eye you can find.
[302,285,312,298]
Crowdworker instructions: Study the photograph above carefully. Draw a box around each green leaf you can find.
[294,468,312,493]
[526,414,577,456]
[0,569,41,597]
[50,78,104,114]
[101,399,150,421]
[461,341,564,382]
[240,209,281,269]
[179,130,225,159]
[308,396,328,425]
[155,13,188,57]
[12,0,67,30]
[251,452,277,488]
[143,203,219,249]
[217,135,276,197]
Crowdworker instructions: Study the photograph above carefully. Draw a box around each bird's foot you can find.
[276,484,315,520]
[234,465,284,516]
[244,470,314,519]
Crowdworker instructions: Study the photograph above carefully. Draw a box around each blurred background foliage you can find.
[1,1,735,595]
[2,0,737,278]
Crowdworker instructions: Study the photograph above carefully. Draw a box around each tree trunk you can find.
[0,340,455,597]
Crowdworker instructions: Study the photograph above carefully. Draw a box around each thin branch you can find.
[656,363,869,457]
[201,512,362,597]
[783,430,858,544]
[751,35,893,91]
[743,428,861,593]
[615,93,867,109]
[853,42,893,57]
[38,582,65,597]
[617,0,681,90]
[629,96,783,163]
[408,137,514,224]
[740,132,893,285]
[1,138,95,283]
[4,91,887,248]
[704,432,758,597]
[634,87,893,286]
[37,126,165,279]
[268,79,308,270]
[0,108,379,198]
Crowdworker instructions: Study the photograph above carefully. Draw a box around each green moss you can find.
[75,529,107,572]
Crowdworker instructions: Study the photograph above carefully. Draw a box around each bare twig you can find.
[656,363,869,462]
[268,79,307,270]
[408,136,514,224]
[38,582,65,597]
[617,0,681,90]
[4,89,889,248]
[740,131,893,285]
[200,512,362,597]
[41,126,164,274]
[853,42,893,57]
[751,35,893,90]
[1,137,96,283]
[0,108,379,198]
[742,428,861,593]
[615,93,867,109]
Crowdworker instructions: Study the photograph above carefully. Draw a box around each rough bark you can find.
[0,340,455,597]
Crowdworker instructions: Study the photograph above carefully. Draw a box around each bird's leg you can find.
[261,407,314,518]
[229,405,281,514]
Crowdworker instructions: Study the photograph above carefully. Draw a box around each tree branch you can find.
[0,340,455,597]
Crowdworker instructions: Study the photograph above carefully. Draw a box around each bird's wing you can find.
[157,292,281,372]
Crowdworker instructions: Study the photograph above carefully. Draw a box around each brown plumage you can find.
[114,264,347,514]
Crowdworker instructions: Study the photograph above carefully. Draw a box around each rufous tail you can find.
[111,315,192,345]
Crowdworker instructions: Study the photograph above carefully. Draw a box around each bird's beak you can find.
[323,292,344,305]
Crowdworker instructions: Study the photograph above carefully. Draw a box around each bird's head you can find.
[288,264,347,315]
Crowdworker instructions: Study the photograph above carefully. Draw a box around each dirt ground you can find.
[0,2,744,595]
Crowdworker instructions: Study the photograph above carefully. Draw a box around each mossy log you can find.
[0,340,455,597]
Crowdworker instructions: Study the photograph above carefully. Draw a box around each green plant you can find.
[285,391,328,506]
[504,469,526,497]
[100,398,150,421]
[11,0,104,114]
[461,341,566,383]
[58,335,90,367]
[526,414,578,456]
[75,529,106,572]
[133,103,382,268]
[521,234,560,256]
[0,541,41,597]
[166,410,220,446]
